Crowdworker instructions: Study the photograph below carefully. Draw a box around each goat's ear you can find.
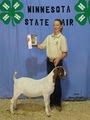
[60,66,67,77]
[53,67,59,83]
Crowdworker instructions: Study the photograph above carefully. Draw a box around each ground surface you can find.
[0,99,90,120]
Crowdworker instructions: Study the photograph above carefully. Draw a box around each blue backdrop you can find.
[0,0,90,99]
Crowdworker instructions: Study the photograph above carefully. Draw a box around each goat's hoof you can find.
[47,113,51,117]
[47,115,51,117]
[10,110,15,114]
[14,107,17,110]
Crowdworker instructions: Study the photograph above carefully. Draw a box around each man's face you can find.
[53,21,62,33]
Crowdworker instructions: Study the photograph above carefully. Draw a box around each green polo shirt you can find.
[41,33,68,59]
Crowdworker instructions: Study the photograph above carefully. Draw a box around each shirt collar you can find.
[52,33,62,38]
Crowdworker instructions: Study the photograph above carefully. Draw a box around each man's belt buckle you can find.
[49,58,55,62]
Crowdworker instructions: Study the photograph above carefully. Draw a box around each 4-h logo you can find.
[0,0,24,26]
[75,0,90,25]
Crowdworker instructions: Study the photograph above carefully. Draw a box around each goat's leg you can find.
[13,100,17,110]
[10,91,20,114]
[43,94,51,117]
[10,98,16,114]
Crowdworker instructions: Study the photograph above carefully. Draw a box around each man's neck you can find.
[54,32,60,36]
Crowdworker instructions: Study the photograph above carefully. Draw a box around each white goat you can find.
[10,66,66,116]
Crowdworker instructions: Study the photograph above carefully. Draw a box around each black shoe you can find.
[50,103,54,106]
[55,104,62,111]
[50,104,54,109]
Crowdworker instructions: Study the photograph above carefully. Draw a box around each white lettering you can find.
[3,3,10,10]
[78,15,85,22]
[13,2,20,9]
[78,3,85,10]
[14,14,21,20]
[3,14,9,21]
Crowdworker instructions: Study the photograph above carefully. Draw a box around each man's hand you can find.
[37,45,44,50]
[54,52,67,66]
[26,37,30,42]
[54,58,60,67]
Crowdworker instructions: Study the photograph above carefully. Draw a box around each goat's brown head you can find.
[52,66,66,83]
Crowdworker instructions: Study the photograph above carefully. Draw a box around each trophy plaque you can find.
[27,34,38,49]
[31,35,38,47]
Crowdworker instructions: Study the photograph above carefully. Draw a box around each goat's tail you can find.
[13,72,17,83]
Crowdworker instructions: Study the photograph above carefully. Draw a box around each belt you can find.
[48,57,55,62]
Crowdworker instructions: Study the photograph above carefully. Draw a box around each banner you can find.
[0,0,90,99]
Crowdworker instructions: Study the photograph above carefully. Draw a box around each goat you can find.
[10,66,66,116]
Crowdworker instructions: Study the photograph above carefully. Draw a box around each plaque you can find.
[31,35,38,47]
[27,34,38,49]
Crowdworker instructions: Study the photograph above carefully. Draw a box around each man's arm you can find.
[54,52,68,66]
